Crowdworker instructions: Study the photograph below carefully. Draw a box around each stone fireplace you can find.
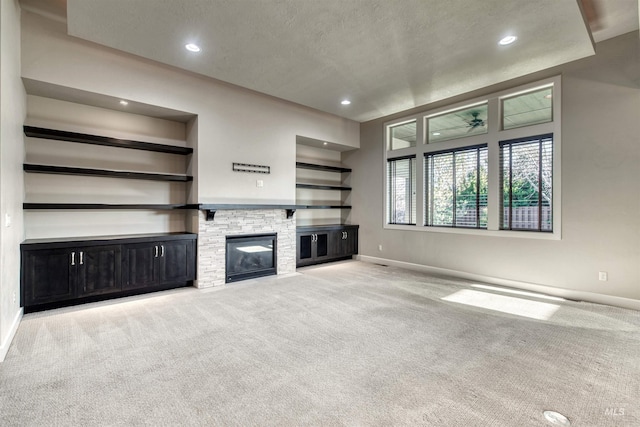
[196,208,296,287]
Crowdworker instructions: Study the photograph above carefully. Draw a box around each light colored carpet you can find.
[1,261,639,426]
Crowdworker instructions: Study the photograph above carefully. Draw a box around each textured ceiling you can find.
[26,0,640,123]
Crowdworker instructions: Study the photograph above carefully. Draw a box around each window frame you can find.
[383,76,561,240]
[387,155,417,225]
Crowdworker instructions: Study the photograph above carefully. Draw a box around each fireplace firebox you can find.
[225,233,277,283]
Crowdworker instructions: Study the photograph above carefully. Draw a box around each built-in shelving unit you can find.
[295,156,358,265]
[21,101,198,311]
[23,126,193,212]
[295,161,352,211]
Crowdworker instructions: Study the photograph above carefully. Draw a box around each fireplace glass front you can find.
[225,233,277,283]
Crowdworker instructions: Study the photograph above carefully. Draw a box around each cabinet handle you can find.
[71,251,75,266]
[161,245,165,257]
[154,245,159,258]
[79,251,84,265]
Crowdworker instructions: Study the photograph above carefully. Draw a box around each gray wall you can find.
[345,32,640,304]
[0,0,26,360]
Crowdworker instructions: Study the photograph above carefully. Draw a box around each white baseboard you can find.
[356,255,640,311]
[0,307,23,362]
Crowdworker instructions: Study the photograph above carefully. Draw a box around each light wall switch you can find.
[256,179,264,188]
[378,244,383,251]
[4,213,10,228]
[598,271,608,281]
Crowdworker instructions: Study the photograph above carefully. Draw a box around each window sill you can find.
[383,223,561,240]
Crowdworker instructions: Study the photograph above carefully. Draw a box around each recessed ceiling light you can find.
[341,100,351,105]
[432,132,441,136]
[544,94,553,99]
[185,43,201,52]
[499,35,517,46]
[543,411,571,426]
[323,142,328,146]
[119,100,128,106]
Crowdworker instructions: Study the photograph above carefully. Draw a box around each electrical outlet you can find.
[256,179,264,188]
[598,271,608,281]
[378,244,383,251]
[12,292,16,304]
[4,213,10,228]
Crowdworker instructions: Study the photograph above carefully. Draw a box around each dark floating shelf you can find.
[24,164,193,182]
[296,183,351,191]
[24,126,193,155]
[295,162,351,173]
[303,205,351,209]
[23,203,194,210]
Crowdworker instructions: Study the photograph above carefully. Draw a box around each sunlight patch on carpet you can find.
[471,284,566,302]
[442,289,560,320]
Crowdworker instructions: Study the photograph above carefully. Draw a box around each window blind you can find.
[387,156,416,225]
[425,145,488,228]
[500,134,553,231]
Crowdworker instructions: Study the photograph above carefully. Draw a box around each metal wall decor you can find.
[232,162,270,174]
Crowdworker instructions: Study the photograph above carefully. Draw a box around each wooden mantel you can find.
[197,204,301,221]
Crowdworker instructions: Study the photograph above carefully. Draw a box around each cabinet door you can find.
[78,245,122,297]
[22,248,75,306]
[158,239,195,284]
[328,228,358,259]
[122,243,159,290]
[314,233,329,259]
[298,234,312,262]
[343,228,358,256]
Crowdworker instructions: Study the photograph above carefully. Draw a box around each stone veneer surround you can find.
[196,209,296,287]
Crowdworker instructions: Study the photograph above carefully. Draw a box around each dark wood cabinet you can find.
[22,248,75,305]
[160,239,196,283]
[296,225,358,267]
[121,243,158,290]
[122,239,195,290]
[77,245,122,297]
[22,244,121,305]
[21,233,197,312]
[297,232,330,266]
[329,228,357,258]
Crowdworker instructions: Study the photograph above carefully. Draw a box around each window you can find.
[388,120,417,151]
[387,156,416,224]
[500,134,553,231]
[384,76,560,237]
[427,103,488,143]
[502,86,553,130]
[425,146,488,228]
